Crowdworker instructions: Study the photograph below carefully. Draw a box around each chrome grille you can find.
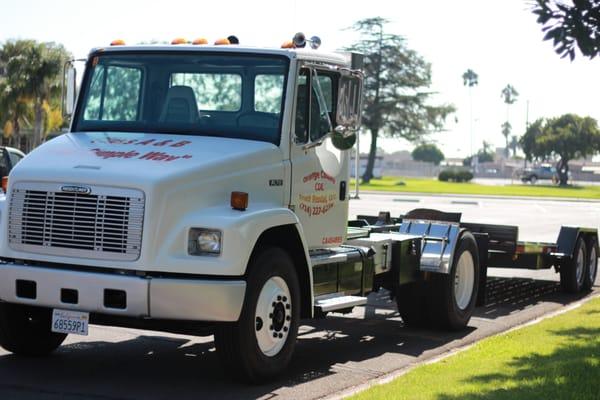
[8,183,144,261]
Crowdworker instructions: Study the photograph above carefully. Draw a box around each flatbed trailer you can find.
[309,208,598,330]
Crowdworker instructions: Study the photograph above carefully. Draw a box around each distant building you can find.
[349,154,383,178]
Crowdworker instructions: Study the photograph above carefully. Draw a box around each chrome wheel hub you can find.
[454,251,475,310]
[254,276,292,357]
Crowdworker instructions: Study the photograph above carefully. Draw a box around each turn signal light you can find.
[110,39,126,46]
[1,176,8,193]
[231,191,248,211]
[171,38,188,45]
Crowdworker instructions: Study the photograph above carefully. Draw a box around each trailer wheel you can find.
[214,246,300,383]
[0,303,67,356]
[560,236,587,293]
[583,237,598,291]
[429,232,479,330]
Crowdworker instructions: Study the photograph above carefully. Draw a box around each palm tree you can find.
[462,69,478,165]
[1,40,69,149]
[509,135,519,158]
[500,84,518,157]
[501,122,512,157]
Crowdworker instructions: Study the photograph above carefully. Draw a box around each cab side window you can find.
[294,73,309,143]
[294,69,337,144]
[309,74,334,142]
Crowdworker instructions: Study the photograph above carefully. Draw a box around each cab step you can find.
[314,294,367,313]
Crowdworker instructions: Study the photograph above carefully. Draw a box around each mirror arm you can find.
[302,132,331,150]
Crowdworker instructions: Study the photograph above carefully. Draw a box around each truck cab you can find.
[0,37,363,381]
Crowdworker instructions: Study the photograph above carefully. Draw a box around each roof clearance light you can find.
[110,39,126,46]
[281,40,294,49]
[214,38,231,45]
[192,37,208,45]
[171,38,188,45]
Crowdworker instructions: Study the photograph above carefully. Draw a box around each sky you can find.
[2,0,599,158]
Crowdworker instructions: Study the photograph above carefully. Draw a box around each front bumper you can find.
[0,263,246,322]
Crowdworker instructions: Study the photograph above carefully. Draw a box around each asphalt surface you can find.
[0,193,598,399]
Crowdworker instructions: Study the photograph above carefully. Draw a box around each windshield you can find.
[73,52,289,145]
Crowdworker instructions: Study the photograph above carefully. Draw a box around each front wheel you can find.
[429,232,480,330]
[214,247,300,383]
[0,303,67,356]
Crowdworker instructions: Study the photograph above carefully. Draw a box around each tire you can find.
[214,246,300,383]
[396,282,430,328]
[0,303,67,356]
[583,237,598,291]
[560,236,587,293]
[530,175,538,184]
[428,232,480,330]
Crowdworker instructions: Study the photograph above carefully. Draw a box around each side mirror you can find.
[331,125,356,150]
[63,63,77,116]
[336,73,363,132]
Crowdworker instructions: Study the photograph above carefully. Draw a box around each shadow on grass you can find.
[437,326,600,400]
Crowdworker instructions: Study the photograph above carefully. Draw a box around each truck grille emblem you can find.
[60,185,92,195]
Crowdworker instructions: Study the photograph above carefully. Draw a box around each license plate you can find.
[51,309,89,336]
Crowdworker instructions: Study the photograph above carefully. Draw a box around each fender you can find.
[151,204,312,278]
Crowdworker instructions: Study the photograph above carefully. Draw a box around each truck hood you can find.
[11,131,283,186]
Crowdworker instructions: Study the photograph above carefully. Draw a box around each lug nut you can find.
[286,316,291,321]
[278,333,283,338]
[283,327,288,332]
[283,296,287,302]
[269,325,273,330]
[269,313,273,318]
[273,332,277,338]
[277,295,282,301]
[286,304,291,310]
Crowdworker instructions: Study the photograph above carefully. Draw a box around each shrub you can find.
[438,169,473,182]
[456,169,474,182]
[438,170,453,181]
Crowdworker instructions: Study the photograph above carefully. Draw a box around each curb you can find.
[323,291,600,400]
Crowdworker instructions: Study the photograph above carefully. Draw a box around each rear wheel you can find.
[429,232,480,330]
[583,237,598,291]
[530,175,538,184]
[0,303,67,356]
[560,236,587,293]
[214,247,300,383]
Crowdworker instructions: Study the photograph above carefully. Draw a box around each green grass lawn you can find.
[350,296,600,400]
[354,177,600,199]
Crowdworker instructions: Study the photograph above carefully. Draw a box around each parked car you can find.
[0,146,25,178]
[519,164,557,184]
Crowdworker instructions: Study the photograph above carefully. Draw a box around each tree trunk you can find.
[362,129,378,184]
[12,116,20,151]
[556,157,569,186]
[33,101,44,149]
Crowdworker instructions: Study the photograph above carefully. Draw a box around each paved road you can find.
[350,192,600,243]
[0,193,598,399]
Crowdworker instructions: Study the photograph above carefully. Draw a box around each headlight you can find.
[188,228,222,256]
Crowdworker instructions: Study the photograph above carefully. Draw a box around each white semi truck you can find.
[0,35,597,382]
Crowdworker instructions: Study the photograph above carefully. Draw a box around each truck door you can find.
[289,67,349,249]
